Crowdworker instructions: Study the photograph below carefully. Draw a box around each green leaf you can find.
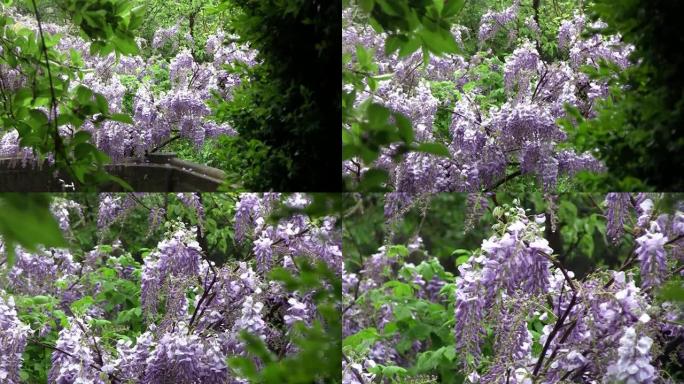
[444,345,456,361]
[415,347,454,371]
[579,234,594,256]
[658,280,684,302]
[0,195,67,266]
[433,0,444,14]
[451,248,470,257]
[228,357,258,379]
[72,131,92,145]
[53,310,69,327]
[358,0,374,13]
[385,281,413,298]
[109,113,133,124]
[558,200,578,221]
[394,112,414,143]
[366,103,390,127]
[26,109,48,131]
[414,142,450,157]
[74,142,99,160]
[387,245,409,258]
[397,36,421,57]
[89,318,111,327]
[70,295,94,315]
[384,35,403,55]
[240,331,276,364]
[419,27,459,55]
[95,93,109,114]
[32,295,51,305]
[355,44,372,68]
[13,88,32,106]
[381,365,407,377]
[442,0,464,17]
[343,327,379,348]
[70,48,84,67]
[76,85,94,105]
[455,255,469,266]
[112,35,139,55]
[89,41,105,56]
[357,169,388,191]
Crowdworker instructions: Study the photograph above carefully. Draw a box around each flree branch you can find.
[343,353,368,384]
[538,201,684,379]
[533,289,578,376]
[188,225,312,331]
[31,0,75,182]
[30,336,123,384]
[188,232,218,332]
[485,170,522,192]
